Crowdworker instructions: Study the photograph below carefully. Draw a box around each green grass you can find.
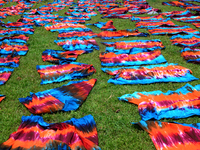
[0,0,200,149]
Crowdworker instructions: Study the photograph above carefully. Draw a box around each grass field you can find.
[0,0,200,149]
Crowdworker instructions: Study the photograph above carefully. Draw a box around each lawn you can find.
[0,0,200,149]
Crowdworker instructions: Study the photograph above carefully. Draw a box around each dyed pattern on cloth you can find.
[2,22,34,28]
[119,83,200,120]
[58,31,97,39]
[102,39,165,51]
[135,19,175,28]
[0,52,20,67]
[42,49,86,64]
[0,43,29,55]
[170,34,200,47]
[193,22,200,28]
[45,23,91,32]
[55,38,99,51]
[0,94,5,102]
[37,62,96,84]
[0,114,100,150]
[181,48,200,63]
[97,29,149,39]
[87,20,116,31]
[19,79,97,114]
[0,28,34,35]
[0,68,14,85]
[131,14,164,22]
[101,63,198,85]
[133,120,200,150]
[148,25,200,35]
[99,50,167,66]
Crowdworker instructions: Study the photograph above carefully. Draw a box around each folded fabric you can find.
[19,79,96,114]
[161,10,194,17]
[135,19,175,28]
[0,52,20,67]
[37,62,96,84]
[87,20,117,31]
[0,28,34,35]
[133,120,200,150]
[101,14,132,19]
[0,68,14,85]
[99,50,167,66]
[0,114,100,150]
[102,39,165,51]
[55,38,99,51]
[148,25,200,35]
[0,43,29,55]
[101,63,198,85]
[0,35,29,42]
[45,23,91,32]
[170,34,200,47]
[119,83,200,120]
[42,49,86,64]
[131,14,164,22]
[0,94,5,102]
[2,22,34,28]
[173,16,200,23]
[193,22,200,28]
[58,31,97,39]
[181,47,200,63]
[97,29,149,39]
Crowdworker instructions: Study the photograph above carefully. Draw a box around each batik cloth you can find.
[55,38,99,51]
[99,50,167,66]
[97,29,149,40]
[87,20,117,31]
[19,79,97,114]
[0,94,5,102]
[42,49,86,64]
[181,48,200,63]
[58,31,97,39]
[0,43,28,56]
[133,120,200,150]
[170,34,200,47]
[0,114,101,150]
[0,68,14,85]
[101,63,198,85]
[119,83,200,120]
[0,52,20,67]
[37,62,96,84]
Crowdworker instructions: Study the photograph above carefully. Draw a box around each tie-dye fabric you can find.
[161,10,193,17]
[0,35,29,42]
[119,83,200,120]
[42,49,86,64]
[99,7,128,15]
[131,14,164,22]
[99,50,167,66]
[0,94,5,102]
[0,52,20,67]
[19,79,97,114]
[97,29,149,40]
[101,63,198,85]
[87,20,116,31]
[148,25,200,35]
[45,23,92,32]
[0,68,14,85]
[37,62,96,84]
[133,120,200,150]
[0,43,29,56]
[102,39,165,51]
[0,114,101,150]
[2,22,34,28]
[58,31,97,39]
[101,13,132,19]
[135,19,175,28]
[173,16,200,23]
[55,38,99,51]
[170,34,200,47]
[193,22,200,28]
[65,11,97,17]
[0,28,34,35]
[181,48,200,63]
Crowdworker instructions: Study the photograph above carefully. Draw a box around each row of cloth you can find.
[0,0,106,149]
[118,1,200,150]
